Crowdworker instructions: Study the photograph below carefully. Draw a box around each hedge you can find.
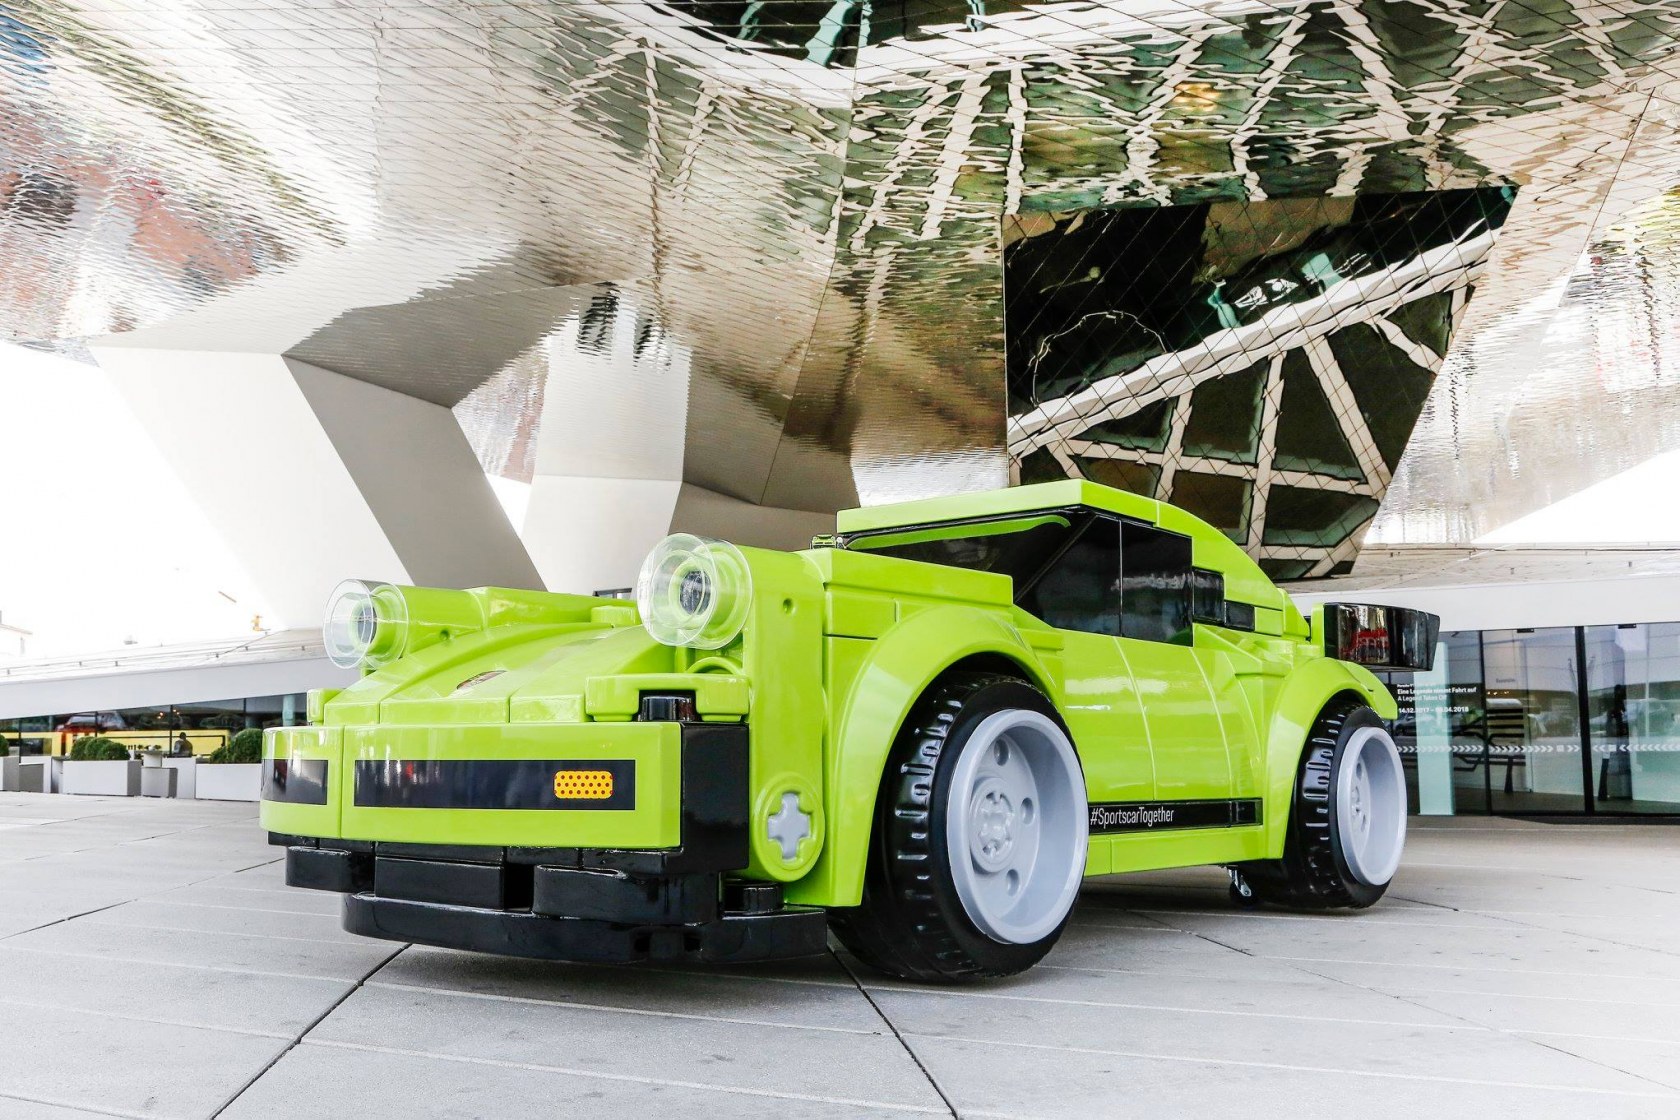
[205,727,263,765]
[69,737,132,762]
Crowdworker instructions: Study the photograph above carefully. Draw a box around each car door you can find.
[1014,517,1155,806]
[1111,518,1238,806]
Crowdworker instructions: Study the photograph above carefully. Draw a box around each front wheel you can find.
[829,673,1089,982]
[1232,702,1407,910]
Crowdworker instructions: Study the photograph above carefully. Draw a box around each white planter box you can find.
[162,757,198,800]
[140,767,178,798]
[61,759,141,796]
[11,758,45,793]
[196,763,261,802]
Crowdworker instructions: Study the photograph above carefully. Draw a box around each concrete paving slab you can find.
[84,897,365,944]
[307,981,950,1112]
[1042,919,1315,982]
[0,1095,126,1119]
[1133,907,1680,979]
[0,945,353,1036]
[1362,981,1680,1042]
[874,984,1645,1092]
[1284,954,1680,1006]
[4,793,1680,1119]
[373,947,877,1031]
[3,914,401,983]
[155,881,341,917]
[0,1001,291,1119]
[218,1038,938,1119]
[860,959,1471,1028]
[908,1033,1680,1120]
[1531,1034,1680,1093]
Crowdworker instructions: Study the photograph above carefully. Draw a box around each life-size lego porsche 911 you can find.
[262,479,1436,982]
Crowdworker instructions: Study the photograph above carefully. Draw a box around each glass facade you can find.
[1383,622,1680,815]
[0,694,305,757]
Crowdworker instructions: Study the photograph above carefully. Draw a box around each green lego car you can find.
[262,479,1436,981]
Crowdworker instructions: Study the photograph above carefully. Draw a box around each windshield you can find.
[843,510,1093,600]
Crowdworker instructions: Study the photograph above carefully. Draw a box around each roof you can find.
[837,481,1283,611]
[0,629,355,720]
[836,481,1157,534]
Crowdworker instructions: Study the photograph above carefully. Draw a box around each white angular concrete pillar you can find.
[521,293,839,594]
[521,293,690,594]
[92,347,541,626]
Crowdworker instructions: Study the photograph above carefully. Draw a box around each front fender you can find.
[1261,657,1395,858]
[788,604,1057,907]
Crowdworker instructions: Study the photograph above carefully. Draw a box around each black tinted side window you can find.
[1121,522,1192,645]
[1191,569,1224,625]
[1018,519,1120,635]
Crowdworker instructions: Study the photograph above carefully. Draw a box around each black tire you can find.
[1230,700,1396,911]
[829,672,1083,982]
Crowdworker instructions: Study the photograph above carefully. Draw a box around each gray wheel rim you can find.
[1336,725,1407,887]
[946,709,1088,944]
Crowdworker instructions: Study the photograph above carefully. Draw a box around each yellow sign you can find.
[553,769,614,800]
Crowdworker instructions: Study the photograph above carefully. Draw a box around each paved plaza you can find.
[0,793,1677,1118]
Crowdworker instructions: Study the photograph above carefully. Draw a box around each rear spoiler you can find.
[1313,603,1439,672]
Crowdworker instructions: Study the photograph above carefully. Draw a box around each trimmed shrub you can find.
[206,727,263,765]
[69,736,131,762]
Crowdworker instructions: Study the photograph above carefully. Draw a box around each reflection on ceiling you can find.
[1475,447,1680,545]
[5,1,1680,561]
[1005,188,1510,578]
[1376,188,1680,544]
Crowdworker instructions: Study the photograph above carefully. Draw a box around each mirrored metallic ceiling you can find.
[5,0,1680,559]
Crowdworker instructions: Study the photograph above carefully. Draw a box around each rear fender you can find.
[1262,657,1395,858]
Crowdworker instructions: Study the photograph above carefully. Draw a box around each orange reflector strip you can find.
[553,769,615,800]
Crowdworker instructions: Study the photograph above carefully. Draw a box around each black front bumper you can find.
[341,890,826,964]
[276,716,825,963]
[274,720,827,964]
[283,843,827,963]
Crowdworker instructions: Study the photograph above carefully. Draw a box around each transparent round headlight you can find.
[322,579,409,669]
[635,534,752,649]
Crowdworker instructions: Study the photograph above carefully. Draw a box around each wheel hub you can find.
[970,782,1016,871]
[945,711,1088,945]
[1334,726,1407,888]
[1349,760,1370,842]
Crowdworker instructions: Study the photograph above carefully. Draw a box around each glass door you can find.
[1583,623,1680,814]
[1480,627,1586,814]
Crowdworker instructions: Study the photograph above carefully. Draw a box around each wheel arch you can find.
[788,604,1058,908]
[1261,658,1396,859]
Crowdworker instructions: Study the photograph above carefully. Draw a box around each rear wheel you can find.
[1231,702,1406,910]
[829,673,1088,982]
